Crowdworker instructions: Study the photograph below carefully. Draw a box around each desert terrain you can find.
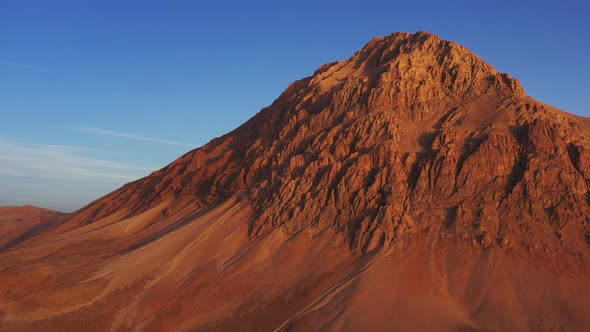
[1,31,589,331]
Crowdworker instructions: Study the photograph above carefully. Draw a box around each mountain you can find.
[1,31,590,331]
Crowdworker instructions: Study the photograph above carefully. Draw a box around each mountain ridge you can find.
[53,31,588,252]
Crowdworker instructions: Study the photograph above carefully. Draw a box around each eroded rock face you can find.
[72,31,590,254]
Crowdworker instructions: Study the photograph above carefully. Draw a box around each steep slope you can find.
[1,31,590,331]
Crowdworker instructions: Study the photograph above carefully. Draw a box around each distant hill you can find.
[0,205,61,250]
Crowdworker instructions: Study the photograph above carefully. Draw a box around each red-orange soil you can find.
[0,205,60,250]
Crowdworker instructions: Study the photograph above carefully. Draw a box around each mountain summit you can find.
[1,31,590,331]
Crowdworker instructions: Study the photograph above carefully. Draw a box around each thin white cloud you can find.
[0,139,155,182]
[0,60,44,72]
[34,144,113,155]
[79,126,195,148]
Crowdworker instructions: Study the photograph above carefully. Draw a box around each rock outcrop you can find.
[64,31,590,253]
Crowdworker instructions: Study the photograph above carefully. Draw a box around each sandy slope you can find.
[0,198,588,331]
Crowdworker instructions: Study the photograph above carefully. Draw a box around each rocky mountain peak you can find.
[64,32,587,255]
[308,31,525,113]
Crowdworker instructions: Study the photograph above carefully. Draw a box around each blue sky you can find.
[1,1,589,211]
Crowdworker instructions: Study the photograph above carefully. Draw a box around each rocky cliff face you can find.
[70,31,590,253]
[2,31,590,331]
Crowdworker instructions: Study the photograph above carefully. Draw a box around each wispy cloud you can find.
[34,144,114,155]
[0,60,44,72]
[78,126,195,148]
[0,139,155,182]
